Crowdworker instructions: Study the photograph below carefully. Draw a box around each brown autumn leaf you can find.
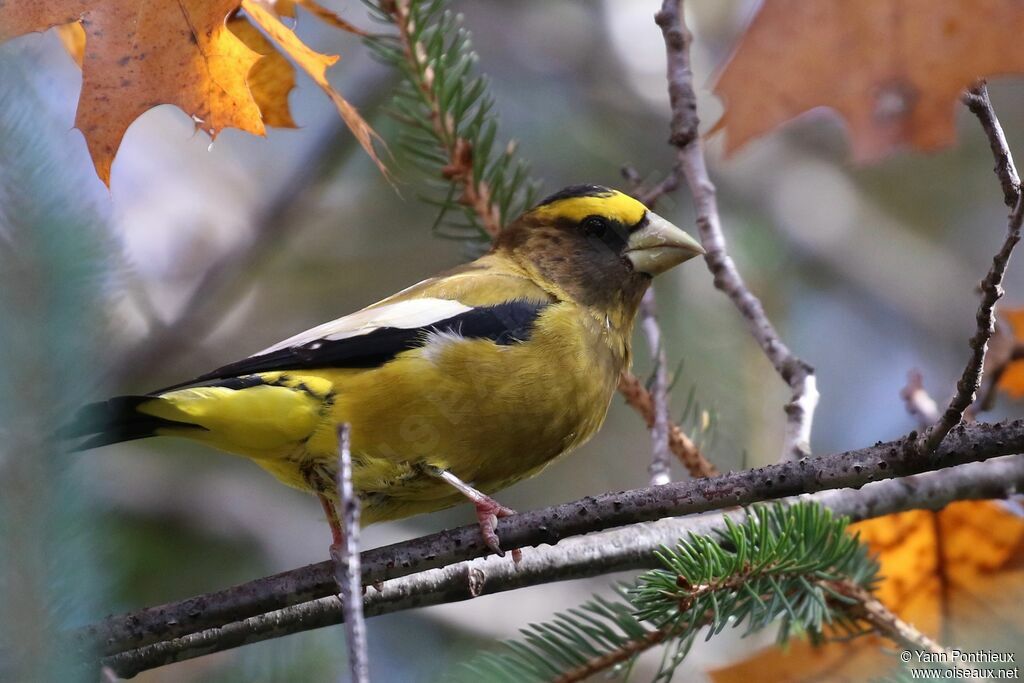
[712,0,1024,161]
[709,500,1024,682]
[0,1,264,184]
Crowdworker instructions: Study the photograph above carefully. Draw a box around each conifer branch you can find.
[364,0,538,240]
[458,504,883,682]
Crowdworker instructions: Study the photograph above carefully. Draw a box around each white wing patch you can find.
[256,297,474,356]
[419,328,468,364]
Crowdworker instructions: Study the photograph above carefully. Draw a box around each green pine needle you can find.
[454,502,881,682]
[364,0,540,241]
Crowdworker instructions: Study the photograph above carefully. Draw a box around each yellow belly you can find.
[149,305,627,524]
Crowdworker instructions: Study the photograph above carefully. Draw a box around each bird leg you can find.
[427,466,521,563]
[318,493,345,549]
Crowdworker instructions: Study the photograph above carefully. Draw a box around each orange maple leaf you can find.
[0,1,264,184]
[709,500,1024,682]
[227,14,297,129]
[712,0,1024,161]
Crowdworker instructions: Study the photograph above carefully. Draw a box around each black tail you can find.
[58,396,206,451]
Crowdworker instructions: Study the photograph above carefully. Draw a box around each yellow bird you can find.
[63,186,704,554]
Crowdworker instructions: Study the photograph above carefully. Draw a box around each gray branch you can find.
[104,454,1024,676]
[74,420,1024,664]
[653,0,818,461]
[331,425,368,683]
[639,289,673,486]
[920,84,1023,454]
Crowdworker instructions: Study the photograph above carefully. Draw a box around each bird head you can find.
[495,185,704,308]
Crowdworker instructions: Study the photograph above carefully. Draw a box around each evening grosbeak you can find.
[63,185,704,555]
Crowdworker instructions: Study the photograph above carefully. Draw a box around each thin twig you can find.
[834,582,977,678]
[639,289,673,485]
[654,0,818,461]
[973,344,1024,416]
[75,419,1024,662]
[622,169,715,480]
[962,84,1021,210]
[919,85,1024,454]
[617,371,718,477]
[553,628,672,683]
[900,369,940,430]
[101,454,1024,676]
[331,425,368,683]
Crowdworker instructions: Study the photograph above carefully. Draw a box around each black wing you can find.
[154,300,550,393]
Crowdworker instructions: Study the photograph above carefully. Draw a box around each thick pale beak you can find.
[625,211,705,276]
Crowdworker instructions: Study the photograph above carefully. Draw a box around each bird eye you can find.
[582,215,608,237]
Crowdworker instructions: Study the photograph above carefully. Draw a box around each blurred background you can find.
[2,0,1023,680]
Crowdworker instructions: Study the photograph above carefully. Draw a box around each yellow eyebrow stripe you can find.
[529,190,647,225]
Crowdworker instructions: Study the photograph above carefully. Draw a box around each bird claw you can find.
[473,497,522,563]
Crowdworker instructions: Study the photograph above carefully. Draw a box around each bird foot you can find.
[473,497,522,564]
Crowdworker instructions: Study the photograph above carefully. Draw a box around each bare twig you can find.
[617,371,718,477]
[331,425,368,683]
[622,168,716,480]
[900,369,940,429]
[973,344,1024,416]
[553,629,672,683]
[76,419,1024,662]
[919,85,1023,454]
[835,582,976,677]
[639,290,673,485]
[962,84,1021,210]
[102,454,1024,676]
[654,0,818,461]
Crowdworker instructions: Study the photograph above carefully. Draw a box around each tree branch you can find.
[920,84,1023,454]
[617,371,718,478]
[963,84,1021,210]
[102,454,1024,676]
[639,289,673,485]
[75,420,1024,663]
[330,425,368,683]
[835,582,976,677]
[654,0,818,461]
[385,0,503,238]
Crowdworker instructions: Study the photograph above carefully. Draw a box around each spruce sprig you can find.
[363,0,540,242]
[457,503,881,683]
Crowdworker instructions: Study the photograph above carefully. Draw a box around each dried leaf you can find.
[712,0,1024,160]
[228,15,298,128]
[709,500,1024,682]
[242,0,387,176]
[0,0,264,184]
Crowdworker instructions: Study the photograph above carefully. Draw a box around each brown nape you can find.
[495,214,650,315]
